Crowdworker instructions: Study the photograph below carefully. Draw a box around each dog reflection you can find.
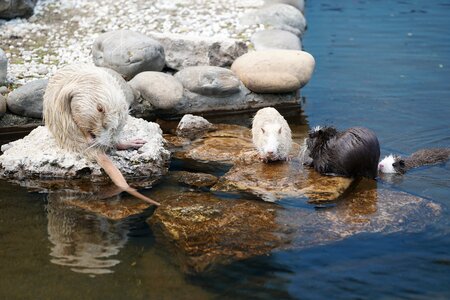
[46,193,129,275]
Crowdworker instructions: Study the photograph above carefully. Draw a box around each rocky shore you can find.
[0,0,313,124]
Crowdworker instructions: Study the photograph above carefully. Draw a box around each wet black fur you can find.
[306,126,380,179]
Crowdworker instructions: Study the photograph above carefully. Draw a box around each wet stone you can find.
[48,189,151,221]
[174,124,254,166]
[212,154,353,203]
[147,191,289,273]
[169,171,218,188]
[175,114,216,140]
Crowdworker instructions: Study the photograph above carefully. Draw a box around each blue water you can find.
[1,0,450,299]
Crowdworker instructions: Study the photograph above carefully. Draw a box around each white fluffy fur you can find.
[252,107,292,161]
[43,64,128,159]
[378,155,397,173]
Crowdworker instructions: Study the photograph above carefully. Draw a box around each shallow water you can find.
[1,0,450,299]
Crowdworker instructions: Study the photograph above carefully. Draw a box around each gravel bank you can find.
[0,0,264,85]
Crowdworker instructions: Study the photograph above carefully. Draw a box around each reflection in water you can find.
[46,193,130,275]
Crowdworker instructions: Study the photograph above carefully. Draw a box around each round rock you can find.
[264,0,304,12]
[0,48,7,85]
[128,71,183,110]
[251,29,302,51]
[6,79,48,119]
[174,66,241,97]
[92,30,165,80]
[231,50,315,93]
[240,4,307,36]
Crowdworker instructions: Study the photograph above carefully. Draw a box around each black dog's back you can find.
[307,126,380,179]
[330,127,380,178]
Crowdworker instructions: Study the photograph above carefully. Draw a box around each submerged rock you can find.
[174,124,254,166]
[212,156,353,203]
[148,191,289,273]
[169,171,218,188]
[0,116,170,181]
[148,184,441,274]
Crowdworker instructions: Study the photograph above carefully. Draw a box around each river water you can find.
[1,0,450,299]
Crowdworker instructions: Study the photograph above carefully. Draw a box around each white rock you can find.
[0,116,170,180]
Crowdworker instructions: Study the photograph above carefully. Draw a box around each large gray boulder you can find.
[0,48,7,85]
[147,32,248,70]
[0,0,37,20]
[240,4,307,36]
[0,116,170,181]
[129,71,184,116]
[251,29,302,51]
[6,78,48,119]
[92,30,165,80]
[174,66,241,97]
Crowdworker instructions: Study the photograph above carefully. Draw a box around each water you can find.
[1,0,450,299]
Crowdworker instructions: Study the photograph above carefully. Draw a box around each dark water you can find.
[1,0,450,299]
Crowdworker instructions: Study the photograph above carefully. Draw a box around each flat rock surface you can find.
[212,156,354,203]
